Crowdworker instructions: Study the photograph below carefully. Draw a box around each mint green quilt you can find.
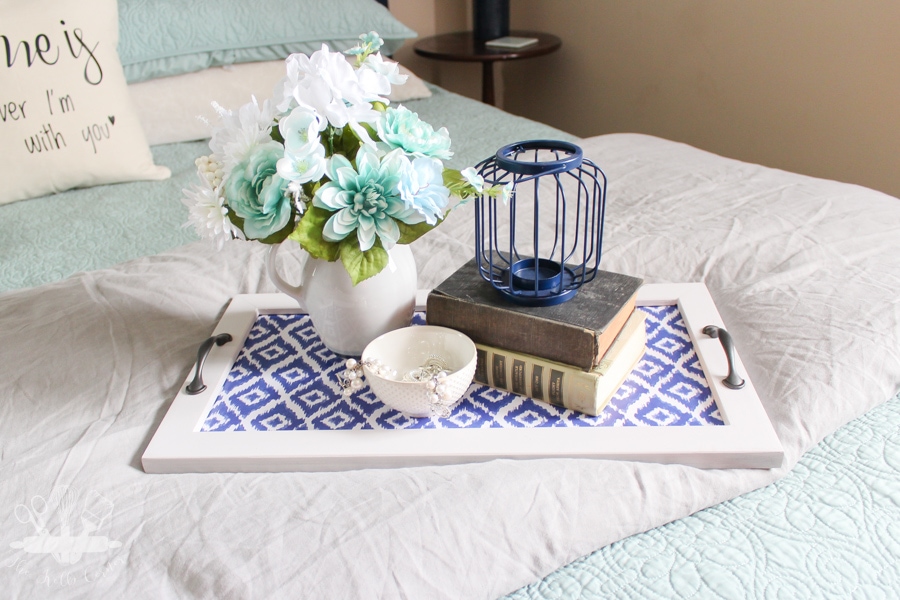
[507,391,900,599]
[0,86,574,293]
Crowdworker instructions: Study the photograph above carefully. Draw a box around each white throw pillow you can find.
[129,60,433,146]
[0,0,170,206]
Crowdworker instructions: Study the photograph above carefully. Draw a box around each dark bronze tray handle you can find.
[702,325,745,390]
[185,334,233,395]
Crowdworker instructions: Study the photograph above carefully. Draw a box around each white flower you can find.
[208,96,277,176]
[181,176,244,250]
[460,167,485,193]
[278,107,325,155]
[277,143,327,186]
[397,155,450,225]
[358,53,407,100]
[362,53,407,86]
[490,182,514,205]
[273,45,383,144]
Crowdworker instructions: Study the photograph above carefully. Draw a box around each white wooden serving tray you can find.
[142,283,783,473]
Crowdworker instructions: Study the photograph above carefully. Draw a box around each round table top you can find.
[413,30,562,63]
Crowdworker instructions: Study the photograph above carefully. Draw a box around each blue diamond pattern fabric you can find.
[200,306,723,431]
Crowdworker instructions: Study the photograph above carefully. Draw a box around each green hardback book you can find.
[426,259,643,371]
[473,310,647,416]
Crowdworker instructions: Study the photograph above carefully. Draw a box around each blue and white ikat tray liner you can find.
[200,306,723,432]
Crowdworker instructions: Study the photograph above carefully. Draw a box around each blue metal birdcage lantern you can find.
[474,140,606,307]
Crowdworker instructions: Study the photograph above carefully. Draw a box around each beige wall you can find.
[391,0,485,101]
[391,1,900,198]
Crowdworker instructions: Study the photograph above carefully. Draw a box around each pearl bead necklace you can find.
[339,357,454,417]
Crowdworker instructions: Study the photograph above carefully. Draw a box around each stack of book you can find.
[426,259,645,416]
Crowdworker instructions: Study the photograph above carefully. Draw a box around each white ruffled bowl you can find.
[361,326,477,418]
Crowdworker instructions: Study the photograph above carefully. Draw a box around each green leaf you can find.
[269,123,285,145]
[359,122,378,141]
[288,206,340,261]
[443,168,464,188]
[323,125,336,156]
[226,207,245,232]
[397,219,438,245]
[443,168,479,198]
[302,180,322,200]
[340,238,389,285]
[333,125,362,162]
[258,222,294,244]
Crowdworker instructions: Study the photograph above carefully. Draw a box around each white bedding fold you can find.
[1,133,898,598]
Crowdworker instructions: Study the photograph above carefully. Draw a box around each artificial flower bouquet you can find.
[183,32,508,285]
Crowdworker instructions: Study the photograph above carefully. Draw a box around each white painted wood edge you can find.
[142,285,784,473]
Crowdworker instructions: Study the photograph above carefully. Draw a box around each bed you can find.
[2,0,899,598]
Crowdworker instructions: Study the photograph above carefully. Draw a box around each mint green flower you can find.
[360,31,383,51]
[397,156,450,225]
[376,106,453,160]
[345,31,384,60]
[313,147,424,251]
[224,141,292,240]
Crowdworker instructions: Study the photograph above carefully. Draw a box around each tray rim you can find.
[142,283,784,473]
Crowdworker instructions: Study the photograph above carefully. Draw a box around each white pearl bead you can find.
[350,378,363,390]
[345,358,358,369]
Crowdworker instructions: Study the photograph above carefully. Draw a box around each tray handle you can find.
[185,334,233,395]
[702,325,745,390]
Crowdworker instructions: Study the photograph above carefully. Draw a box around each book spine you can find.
[426,293,599,370]
[472,317,647,416]
[590,295,637,369]
[594,310,646,376]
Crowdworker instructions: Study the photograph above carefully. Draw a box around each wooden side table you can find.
[413,31,562,106]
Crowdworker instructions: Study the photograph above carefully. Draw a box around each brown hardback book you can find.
[426,259,643,370]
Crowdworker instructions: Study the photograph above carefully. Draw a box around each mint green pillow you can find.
[118,0,416,83]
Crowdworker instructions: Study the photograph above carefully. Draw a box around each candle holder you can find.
[473,0,510,41]
[474,140,606,307]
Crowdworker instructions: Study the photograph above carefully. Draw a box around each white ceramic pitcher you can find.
[266,242,417,356]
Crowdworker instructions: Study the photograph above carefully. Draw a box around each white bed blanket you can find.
[1,134,898,598]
